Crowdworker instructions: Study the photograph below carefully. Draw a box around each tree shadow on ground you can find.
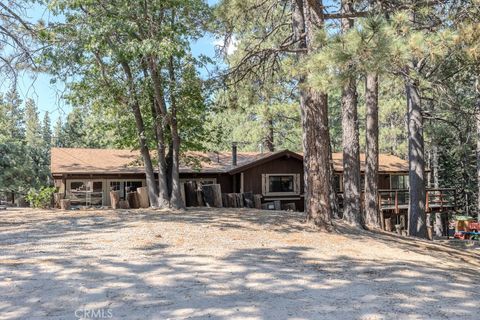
[333,222,480,268]
[1,208,479,319]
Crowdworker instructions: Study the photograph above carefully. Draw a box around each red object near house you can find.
[468,222,480,232]
[454,221,480,240]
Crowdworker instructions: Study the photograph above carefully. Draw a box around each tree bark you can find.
[166,141,173,197]
[149,98,170,208]
[341,0,363,228]
[432,144,443,237]
[301,88,333,229]
[167,55,184,210]
[147,59,170,208]
[476,79,480,223]
[405,71,427,238]
[120,61,159,206]
[293,0,333,230]
[265,116,275,152]
[329,116,341,219]
[364,73,380,228]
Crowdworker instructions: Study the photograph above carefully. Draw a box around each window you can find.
[180,178,217,191]
[269,176,294,193]
[68,180,104,206]
[108,180,145,203]
[262,174,300,196]
[199,180,216,186]
[110,181,122,192]
[71,181,87,191]
[92,181,103,193]
[91,181,103,205]
[391,175,408,189]
[125,181,143,193]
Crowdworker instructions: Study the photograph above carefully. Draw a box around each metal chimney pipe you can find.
[232,142,238,166]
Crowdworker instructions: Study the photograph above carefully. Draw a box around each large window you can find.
[109,180,144,200]
[71,181,87,191]
[262,174,300,196]
[269,176,294,193]
[180,178,217,191]
[391,175,408,189]
[68,180,103,206]
[125,181,143,193]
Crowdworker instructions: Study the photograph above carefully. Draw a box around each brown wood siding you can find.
[241,155,304,194]
[241,155,305,211]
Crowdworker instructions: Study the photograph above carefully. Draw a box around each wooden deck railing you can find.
[378,188,458,213]
[336,188,459,214]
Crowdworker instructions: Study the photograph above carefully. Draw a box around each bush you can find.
[26,187,56,209]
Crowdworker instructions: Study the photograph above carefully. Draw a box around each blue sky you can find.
[15,0,220,121]
[16,0,338,121]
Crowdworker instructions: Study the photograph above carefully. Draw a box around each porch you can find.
[378,188,460,236]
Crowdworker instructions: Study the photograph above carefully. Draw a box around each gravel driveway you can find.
[1,207,479,319]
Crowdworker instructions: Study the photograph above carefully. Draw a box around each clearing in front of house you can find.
[0,207,479,319]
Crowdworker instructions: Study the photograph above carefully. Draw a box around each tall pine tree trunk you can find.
[405,72,427,238]
[364,73,380,228]
[293,0,333,230]
[329,116,341,219]
[168,56,184,210]
[341,0,363,227]
[147,58,170,208]
[265,117,275,152]
[120,61,159,206]
[432,145,443,237]
[476,78,480,222]
[301,88,334,228]
[149,99,170,208]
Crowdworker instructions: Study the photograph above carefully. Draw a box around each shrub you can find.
[26,187,56,209]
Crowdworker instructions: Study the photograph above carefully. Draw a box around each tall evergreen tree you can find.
[52,116,63,147]
[42,111,52,148]
[24,99,48,187]
[0,92,31,200]
[340,0,363,228]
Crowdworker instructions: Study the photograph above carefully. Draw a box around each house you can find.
[51,147,409,211]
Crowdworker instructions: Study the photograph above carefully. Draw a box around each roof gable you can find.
[227,150,303,175]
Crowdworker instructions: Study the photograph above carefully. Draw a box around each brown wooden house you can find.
[51,147,409,211]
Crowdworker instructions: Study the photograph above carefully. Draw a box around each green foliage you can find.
[25,186,56,209]
[41,0,212,155]
[0,91,52,197]
[203,70,301,152]
[2,0,479,214]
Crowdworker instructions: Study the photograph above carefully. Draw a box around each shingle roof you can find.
[51,147,409,175]
[51,148,145,174]
[331,153,409,173]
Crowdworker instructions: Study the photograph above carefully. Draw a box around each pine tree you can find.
[53,116,63,147]
[24,99,42,147]
[42,111,52,149]
[340,0,363,228]
[0,92,31,200]
[42,112,53,185]
[24,99,47,187]
[3,90,24,140]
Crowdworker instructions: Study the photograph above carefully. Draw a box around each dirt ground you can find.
[1,207,479,320]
